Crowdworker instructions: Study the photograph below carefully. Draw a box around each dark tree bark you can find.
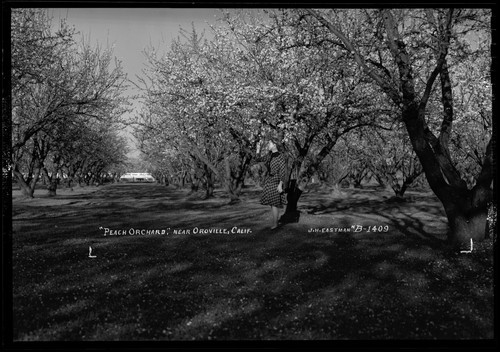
[203,165,215,199]
[280,179,302,223]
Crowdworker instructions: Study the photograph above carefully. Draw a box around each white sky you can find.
[48,8,224,158]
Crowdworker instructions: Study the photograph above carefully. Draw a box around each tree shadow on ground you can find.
[11,184,494,341]
[303,193,444,217]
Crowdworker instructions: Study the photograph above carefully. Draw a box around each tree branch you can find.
[419,9,454,111]
[306,9,403,106]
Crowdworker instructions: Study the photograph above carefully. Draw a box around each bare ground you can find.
[10,183,494,341]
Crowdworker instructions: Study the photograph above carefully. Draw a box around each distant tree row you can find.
[8,9,130,197]
[135,8,493,247]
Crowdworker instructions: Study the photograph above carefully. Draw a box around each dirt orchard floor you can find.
[10,183,494,341]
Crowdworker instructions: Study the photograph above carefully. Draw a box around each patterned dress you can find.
[260,152,287,208]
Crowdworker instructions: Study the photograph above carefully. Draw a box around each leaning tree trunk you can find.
[13,168,36,198]
[373,172,387,188]
[13,163,42,198]
[394,167,424,199]
[404,105,493,248]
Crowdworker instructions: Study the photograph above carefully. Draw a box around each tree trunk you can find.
[392,169,422,199]
[13,169,35,198]
[204,166,215,199]
[280,179,302,224]
[77,174,84,187]
[181,171,187,188]
[13,164,42,198]
[353,178,363,189]
[393,187,406,200]
[389,176,406,199]
[226,179,242,204]
[404,106,493,248]
[84,172,91,186]
[225,159,242,203]
[66,177,74,191]
[280,134,338,224]
[190,178,200,193]
[441,186,491,247]
[224,154,252,204]
[41,167,58,197]
[373,172,387,188]
[48,177,58,195]
[330,183,345,196]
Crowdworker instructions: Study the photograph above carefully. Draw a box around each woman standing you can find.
[259,140,288,229]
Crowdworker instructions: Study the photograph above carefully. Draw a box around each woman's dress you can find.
[260,153,287,208]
